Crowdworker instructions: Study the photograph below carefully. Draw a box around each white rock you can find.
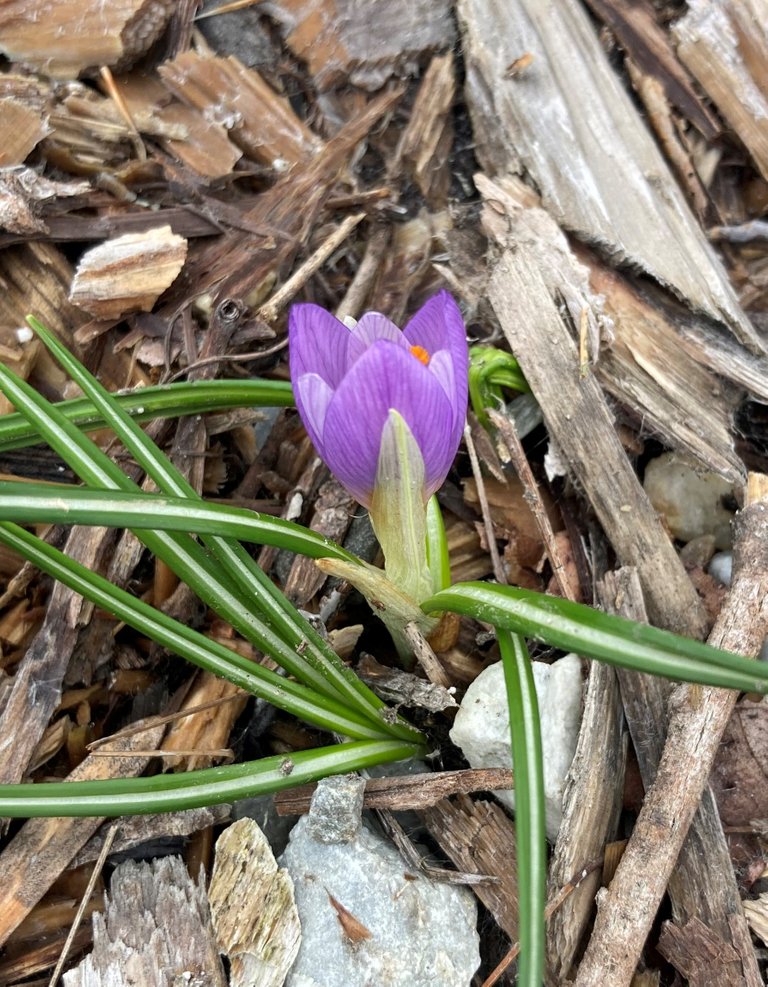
[709,550,733,587]
[709,551,768,661]
[280,778,480,987]
[643,452,735,549]
[450,654,583,841]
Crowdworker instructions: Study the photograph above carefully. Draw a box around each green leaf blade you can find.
[424,582,768,693]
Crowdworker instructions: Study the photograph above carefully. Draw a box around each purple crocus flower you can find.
[289,290,468,508]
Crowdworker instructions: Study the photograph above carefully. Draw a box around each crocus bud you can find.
[289,290,468,651]
[288,290,468,511]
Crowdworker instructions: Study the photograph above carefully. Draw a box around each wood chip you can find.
[674,0,768,182]
[480,173,708,637]
[459,0,762,351]
[159,51,322,171]
[0,0,175,78]
[0,97,49,166]
[657,916,744,987]
[279,0,455,90]
[64,856,226,986]
[274,768,513,816]
[69,225,188,319]
[209,818,301,987]
[0,721,165,948]
[546,660,626,982]
[421,795,519,939]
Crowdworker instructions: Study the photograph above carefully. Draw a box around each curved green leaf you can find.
[0,521,390,741]
[0,379,294,452]
[0,483,357,563]
[423,582,768,693]
[0,739,420,817]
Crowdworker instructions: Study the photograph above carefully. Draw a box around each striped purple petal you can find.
[321,339,455,506]
[288,290,468,507]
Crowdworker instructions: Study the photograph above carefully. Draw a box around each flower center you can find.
[409,344,430,366]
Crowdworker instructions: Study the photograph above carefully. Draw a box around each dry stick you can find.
[488,409,574,601]
[575,480,768,987]
[47,824,120,987]
[463,422,506,584]
[403,620,452,689]
[335,223,391,322]
[482,857,604,987]
[257,212,366,324]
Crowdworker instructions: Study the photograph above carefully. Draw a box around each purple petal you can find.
[321,340,456,506]
[288,303,350,389]
[294,372,333,452]
[403,290,468,450]
[347,312,407,365]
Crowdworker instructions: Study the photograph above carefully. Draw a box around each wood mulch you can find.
[0,0,767,984]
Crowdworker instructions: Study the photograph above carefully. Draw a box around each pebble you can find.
[449,654,583,841]
[643,452,735,549]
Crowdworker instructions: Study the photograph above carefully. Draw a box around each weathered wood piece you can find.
[0,0,174,78]
[209,818,301,987]
[673,0,768,182]
[657,917,745,987]
[596,568,758,987]
[0,526,119,785]
[480,175,707,637]
[116,71,243,178]
[0,97,49,166]
[284,478,355,606]
[575,482,768,987]
[159,51,322,171]
[278,0,455,90]
[587,264,745,485]
[72,804,231,866]
[63,856,226,987]
[583,0,720,139]
[0,168,88,237]
[420,795,519,940]
[459,0,762,351]
[0,722,165,947]
[69,226,187,320]
[393,52,455,206]
[274,768,514,815]
[546,661,626,983]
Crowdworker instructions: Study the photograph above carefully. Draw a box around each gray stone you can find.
[450,654,583,841]
[306,773,366,845]
[643,452,735,549]
[280,779,480,987]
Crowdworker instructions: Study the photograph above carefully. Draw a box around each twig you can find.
[335,223,391,321]
[47,823,120,986]
[488,408,574,601]
[575,475,768,987]
[403,620,452,689]
[464,422,506,584]
[482,857,603,987]
[257,212,366,323]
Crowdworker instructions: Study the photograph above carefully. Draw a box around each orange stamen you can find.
[409,344,430,366]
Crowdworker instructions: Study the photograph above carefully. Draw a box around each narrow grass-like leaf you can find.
[498,630,546,987]
[0,521,391,741]
[0,379,294,452]
[0,739,420,817]
[0,483,357,563]
[423,583,768,693]
[0,360,381,722]
[27,318,402,736]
